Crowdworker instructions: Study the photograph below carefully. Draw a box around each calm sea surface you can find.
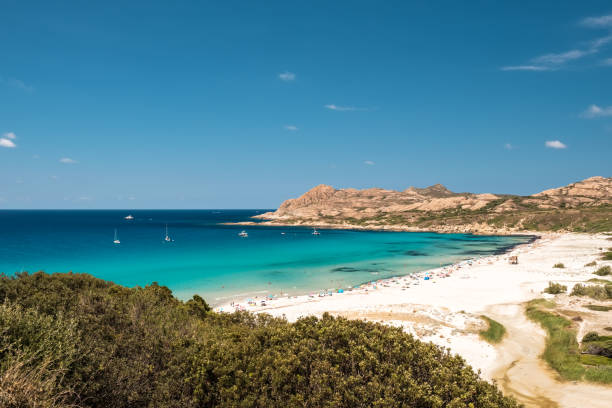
[0,210,532,304]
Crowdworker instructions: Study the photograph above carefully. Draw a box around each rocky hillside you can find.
[252,176,611,234]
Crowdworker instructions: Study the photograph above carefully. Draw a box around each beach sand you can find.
[217,233,612,407]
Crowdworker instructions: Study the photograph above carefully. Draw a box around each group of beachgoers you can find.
[214,248,530,314]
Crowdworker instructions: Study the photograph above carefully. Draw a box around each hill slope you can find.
[253,176,612,233]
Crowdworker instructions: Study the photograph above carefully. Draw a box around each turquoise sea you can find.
[0,210,532,304]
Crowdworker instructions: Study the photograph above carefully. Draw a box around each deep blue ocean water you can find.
[0,210,532,304]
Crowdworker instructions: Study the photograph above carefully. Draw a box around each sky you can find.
[1,1,611,209]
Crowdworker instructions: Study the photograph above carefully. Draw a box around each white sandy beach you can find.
[217,233,612,407]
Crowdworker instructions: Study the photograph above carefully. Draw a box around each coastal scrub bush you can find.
[571,283,612,300]
[544,281,567,294]
[583,332,600,342]
[0,271,521,408]
[479,316,506,344]
[602,250,612,260]
[594,265,611,276]
[585,261,597,267]
[581,332,612,359]
[553,263,565,269]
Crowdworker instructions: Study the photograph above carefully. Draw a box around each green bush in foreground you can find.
[0,272,519,408]
[543,281,567,295]
[585,261,597,267]
[553,263,565,269]
[479,316,506,344]
[594,265,611,276]
[525,299,612,384]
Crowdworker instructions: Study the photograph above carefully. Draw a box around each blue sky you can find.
[1,1,611,209]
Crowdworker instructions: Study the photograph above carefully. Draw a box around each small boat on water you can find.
[113,229,121,244]
[312,228,320,235]
[124,214,134,220]
[164,224,173,242]
[238,230,248,237]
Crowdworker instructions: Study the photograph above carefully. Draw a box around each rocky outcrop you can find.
[533,176,612,206]
[250,177,611,234]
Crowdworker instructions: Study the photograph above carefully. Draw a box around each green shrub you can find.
[544,281,567,294]
[594,265,611,276]
[581,333,612,359]
[479,316,506,344]
[602,251,612,261]
[585,261,597,267]
[0,272,521,408]
[553,263,565,268]
[583,331,600,342]
[571,283,611,300]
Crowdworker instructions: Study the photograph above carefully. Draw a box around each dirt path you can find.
[486,303,612,408]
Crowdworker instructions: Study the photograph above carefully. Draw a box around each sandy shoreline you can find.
[216,233,612,407]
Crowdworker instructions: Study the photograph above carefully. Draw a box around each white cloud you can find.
[364,160,375,165]
[502,16,612,72]
[59,157,78,164]
[128,196,136,201]
[581,14,612,28]
[279,71,296,81]
[78,196,92,201]
[603,58,612,66]
[0,131,17,148]
[591,35,612,48]
[0,76,34,92]
[580,104,612,118]
[504,143,514,150]
[533,49,593,65]
[545,140,567,149]
[284,125,298,131]
[501,65,551,71]
[324,104,369,111]
[0,138,16,148]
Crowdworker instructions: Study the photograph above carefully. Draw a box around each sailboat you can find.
[164,224,173,242]
[238,230,248,237]
[312,227,320,235]
[124,214,134,220]
[113,229,120,244]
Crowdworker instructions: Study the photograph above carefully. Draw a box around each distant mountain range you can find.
[251,176,611,234]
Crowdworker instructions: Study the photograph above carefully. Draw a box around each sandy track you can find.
[486,303,612,408]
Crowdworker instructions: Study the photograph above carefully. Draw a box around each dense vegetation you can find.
[525,299,612,383]
[552,263,564,269]
[570,282,612,300]
[0,272,520,408]
[478,316,506,344]
[594,265,611,276]
[301,203,612,233]
[543,282,566,295]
